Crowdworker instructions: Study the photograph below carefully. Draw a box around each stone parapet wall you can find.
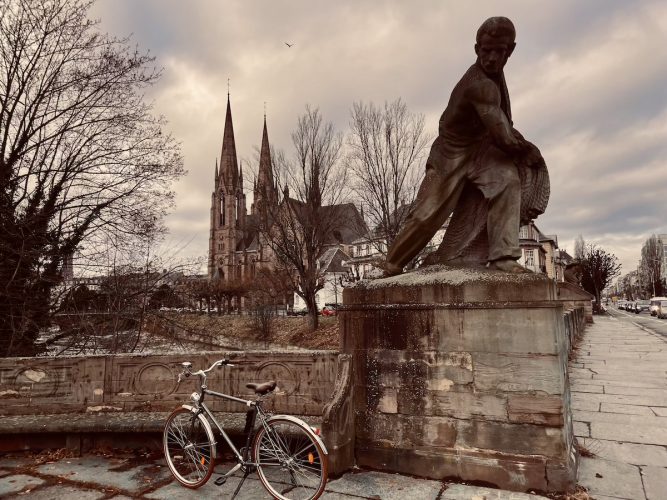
[558,281,594,323]
[0,350,338,416]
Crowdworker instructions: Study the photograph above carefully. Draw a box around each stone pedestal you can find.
[340,266,577,493]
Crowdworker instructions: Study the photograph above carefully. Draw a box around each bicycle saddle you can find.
[246,380,277,395]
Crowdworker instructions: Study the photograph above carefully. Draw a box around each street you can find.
[607,306,667,338]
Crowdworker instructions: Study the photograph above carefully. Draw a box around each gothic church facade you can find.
[208,96,278,282]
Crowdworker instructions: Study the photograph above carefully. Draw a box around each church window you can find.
[220,194,226,226]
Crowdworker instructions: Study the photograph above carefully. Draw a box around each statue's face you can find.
[475,34,515,76]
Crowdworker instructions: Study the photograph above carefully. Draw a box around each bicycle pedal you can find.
[214,476,227,486]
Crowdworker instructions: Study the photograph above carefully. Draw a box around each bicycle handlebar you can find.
[177,359,234,383]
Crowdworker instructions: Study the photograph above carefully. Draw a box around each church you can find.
[208,95,278,284]
[207,96,367,309]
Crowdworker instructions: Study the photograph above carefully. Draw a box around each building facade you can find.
[208,96,278,284]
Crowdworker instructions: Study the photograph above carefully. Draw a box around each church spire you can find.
[214,158,219,183]
[254,114,278,214]
[219,94,239,189]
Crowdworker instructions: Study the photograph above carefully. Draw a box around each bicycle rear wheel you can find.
[163,407,216,488]
[252,416,328,500]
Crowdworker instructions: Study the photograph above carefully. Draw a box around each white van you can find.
[649,297,667,316]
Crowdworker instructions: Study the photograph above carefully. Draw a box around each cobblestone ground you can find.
[571,313,667,500]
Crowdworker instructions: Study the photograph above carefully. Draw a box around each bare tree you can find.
[44,232,200,355]
[580,243,622,312]
[346,99,430,251]
[0,0,184,356]
[639,234,664,297]
[262,106,347,329]
[248,268,294,347]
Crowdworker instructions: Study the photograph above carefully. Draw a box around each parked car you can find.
[658,300,667,319]
[634,300,650,314]
[322,304,338,317]
[617,300,627,310]
[649,297,667,316]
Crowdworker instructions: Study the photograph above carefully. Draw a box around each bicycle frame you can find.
[194,387,266,466]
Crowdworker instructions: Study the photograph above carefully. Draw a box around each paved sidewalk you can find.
[571,314,667,500]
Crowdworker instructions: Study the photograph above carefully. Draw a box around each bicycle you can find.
[163,358,329,499]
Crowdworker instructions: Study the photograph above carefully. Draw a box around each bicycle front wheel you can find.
[163,407,216,488]
[252,417,328,500]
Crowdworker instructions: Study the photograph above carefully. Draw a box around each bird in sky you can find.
[285,42,294,48]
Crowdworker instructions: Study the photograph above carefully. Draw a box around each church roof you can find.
[318,247,351,273]
[321,203,368,244]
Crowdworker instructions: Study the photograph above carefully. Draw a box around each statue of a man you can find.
[382,17,549,276]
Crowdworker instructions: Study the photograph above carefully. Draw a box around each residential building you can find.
[518,222,560,279]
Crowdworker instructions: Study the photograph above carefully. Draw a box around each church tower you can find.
[208,95,246,280]
[252,115,278,219]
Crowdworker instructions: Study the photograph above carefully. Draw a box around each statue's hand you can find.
[518,142,545,169]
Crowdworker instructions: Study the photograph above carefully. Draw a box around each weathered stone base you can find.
[340,265,578,493]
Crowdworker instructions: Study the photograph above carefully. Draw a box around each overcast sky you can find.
[91,0,667,276]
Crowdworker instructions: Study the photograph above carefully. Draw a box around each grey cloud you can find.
[91,0,667,274]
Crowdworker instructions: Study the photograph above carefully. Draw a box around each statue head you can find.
[475,17,516,76]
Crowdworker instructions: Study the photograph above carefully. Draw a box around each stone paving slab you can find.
[17,484,106,499]
[598,402,656,415]
[0,456,36,470]
[578,437,667,467]
[0,473,44,496]
[324,470,443,499]
[145,475,274,499]
[572,392,667,407]
[36,456,171,495]
[578,457,645,499]
[573,410,667,426]
[641,465,667,500]
[604,386,667,398]
[653,407,667,417]
[589,421,667,445]
[440,484,549,499]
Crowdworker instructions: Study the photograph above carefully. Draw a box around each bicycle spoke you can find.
[254,419,326,499]
[163,409,215,488]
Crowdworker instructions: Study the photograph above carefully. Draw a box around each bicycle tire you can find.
[252,416,328,500]
[163,406,216,488]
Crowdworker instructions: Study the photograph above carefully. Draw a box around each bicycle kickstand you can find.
[230,469,251,499]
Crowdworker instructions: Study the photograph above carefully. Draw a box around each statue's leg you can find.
[470,148,522,263]
[386,166,465,270]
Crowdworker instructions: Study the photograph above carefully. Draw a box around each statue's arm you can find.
[468,82,544,167]
[467,81,523,154]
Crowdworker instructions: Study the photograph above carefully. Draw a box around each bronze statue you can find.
[382,17,549,276]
